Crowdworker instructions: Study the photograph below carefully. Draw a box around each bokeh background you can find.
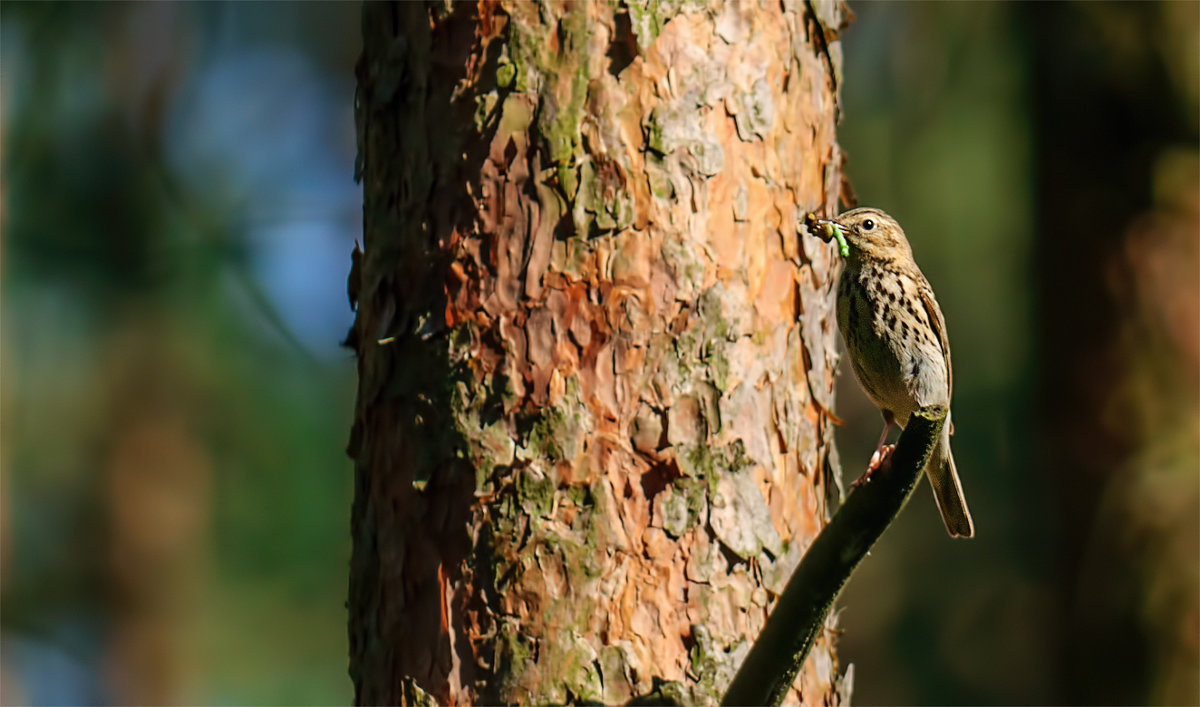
[1,2,1196,705]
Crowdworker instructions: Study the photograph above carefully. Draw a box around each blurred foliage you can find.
[2,3,359,704]
[1,1,1196,706]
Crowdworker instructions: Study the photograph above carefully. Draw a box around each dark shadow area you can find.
[346,3,506,704]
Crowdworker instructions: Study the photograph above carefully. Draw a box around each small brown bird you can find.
[815,207,974,538]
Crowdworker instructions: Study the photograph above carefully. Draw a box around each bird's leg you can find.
[853,411,896,487]
[868,411,895,470]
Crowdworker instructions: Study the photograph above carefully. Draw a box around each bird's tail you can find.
[926,424,974,538]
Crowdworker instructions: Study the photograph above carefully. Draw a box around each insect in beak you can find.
[814,218,850,258]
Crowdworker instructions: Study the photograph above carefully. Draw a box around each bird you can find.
[813,207,975,538]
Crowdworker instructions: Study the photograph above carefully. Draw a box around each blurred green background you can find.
[1,2,1196,705]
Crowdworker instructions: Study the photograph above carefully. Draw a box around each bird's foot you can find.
[852,444,896,487]
[868,443,896,471]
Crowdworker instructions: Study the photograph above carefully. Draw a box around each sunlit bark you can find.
[347,2,852,703]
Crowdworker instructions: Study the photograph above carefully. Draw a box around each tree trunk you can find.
[347,1,852,703]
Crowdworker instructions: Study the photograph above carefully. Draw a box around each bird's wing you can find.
[918,283,953,432]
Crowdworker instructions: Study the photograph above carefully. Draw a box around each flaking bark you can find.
[347,2,853,703]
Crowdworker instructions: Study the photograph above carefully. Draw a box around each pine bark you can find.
[347,2,852,703]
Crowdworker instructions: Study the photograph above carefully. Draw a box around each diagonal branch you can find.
[721,408,948,706]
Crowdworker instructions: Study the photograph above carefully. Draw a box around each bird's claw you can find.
[868,443,896,471]
[852,444,896,487]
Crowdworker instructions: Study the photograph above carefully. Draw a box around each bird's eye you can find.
[862,219,875,231]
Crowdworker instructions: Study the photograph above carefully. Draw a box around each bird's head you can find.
[815,207,913,262]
